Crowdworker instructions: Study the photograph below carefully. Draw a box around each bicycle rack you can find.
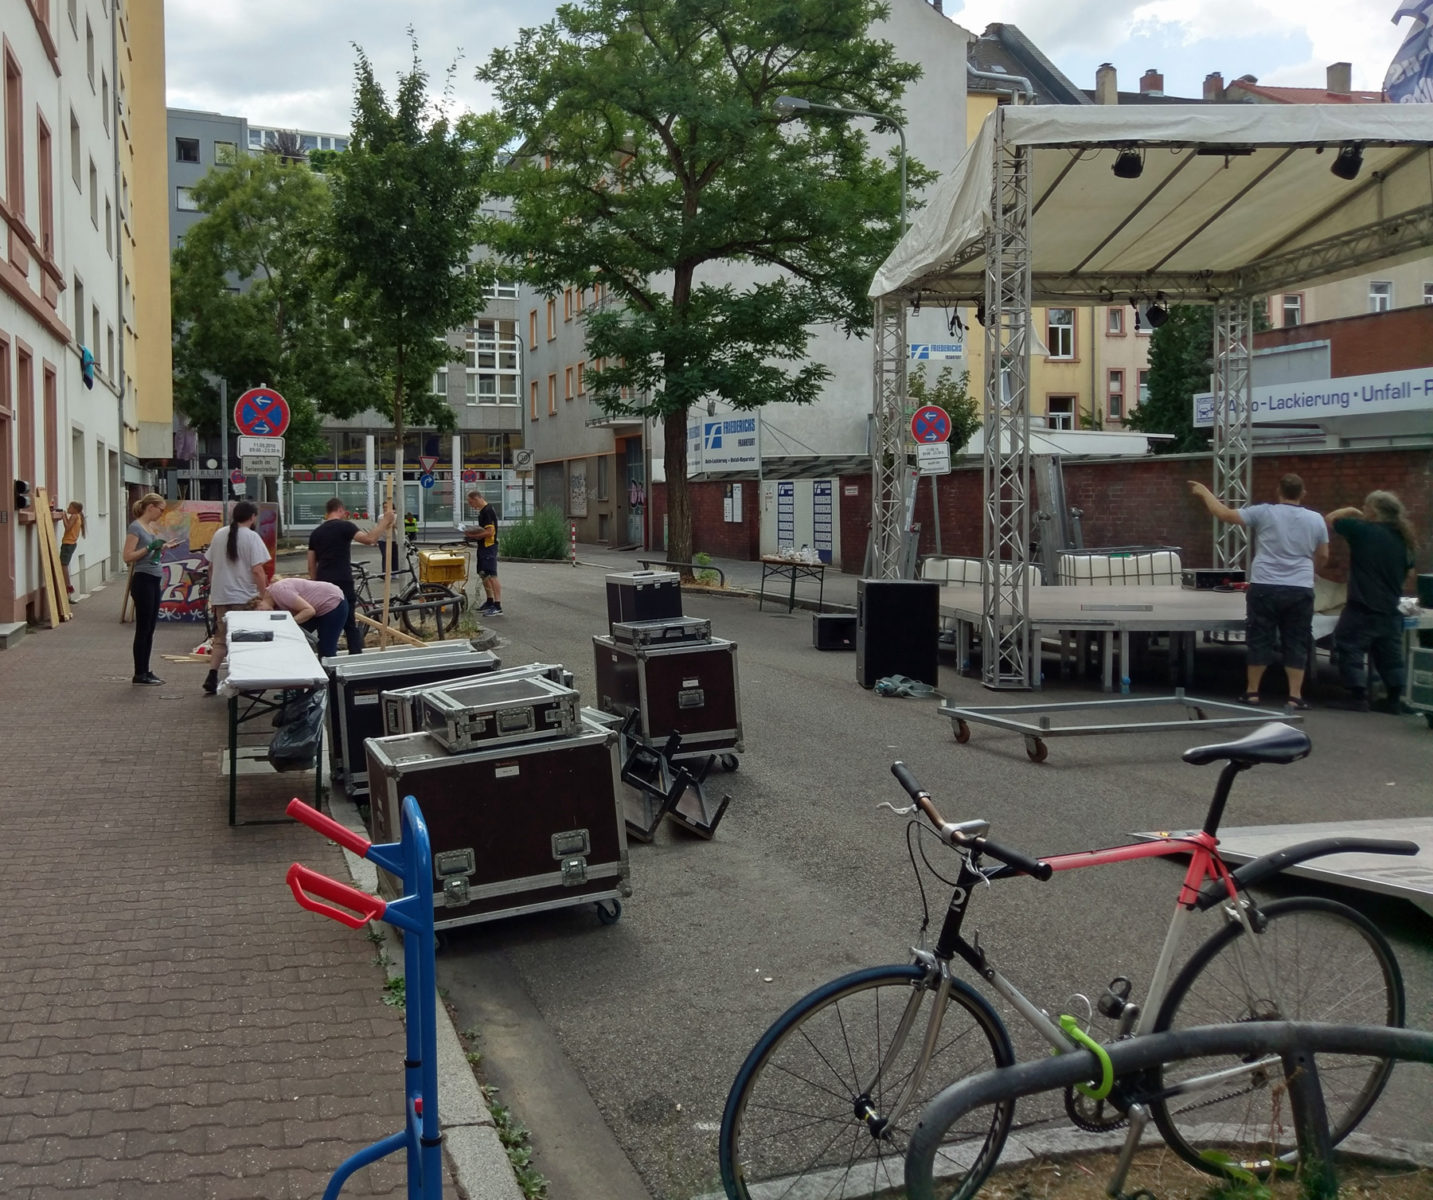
[284,796,443,1200]
[615,711,731,841]
[905,1021,1433,1200]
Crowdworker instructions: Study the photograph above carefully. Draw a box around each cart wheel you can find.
[1425,712,1433,730]
[720,753,739,772]
[1025,737,1048,763]
[596,899,622,925]
[1192,707,1207,722]
[953,719,971,744]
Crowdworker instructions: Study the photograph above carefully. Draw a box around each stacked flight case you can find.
[324,644,500,798]
[593,586,741,839]
[364,664,631,931]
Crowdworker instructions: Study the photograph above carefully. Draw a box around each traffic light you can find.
[80,346,95,390]
[13,480,31,511]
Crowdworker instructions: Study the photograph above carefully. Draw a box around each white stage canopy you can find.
[871,104,1433,305]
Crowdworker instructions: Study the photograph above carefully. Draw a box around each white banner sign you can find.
[688,415,760,473]
[1193,366,1433,427]
[241,455,282,474]
[916,443,951,475]
[909,342,964,360]
[237,435,285,458]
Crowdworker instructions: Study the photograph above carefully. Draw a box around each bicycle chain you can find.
[1064,1085,1128,1132]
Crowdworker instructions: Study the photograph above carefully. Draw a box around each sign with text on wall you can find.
[688,414,760,474]
[1193,366,1433,427]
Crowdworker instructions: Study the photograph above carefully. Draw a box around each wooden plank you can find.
[354,612,425,648]
[33,488,73,625]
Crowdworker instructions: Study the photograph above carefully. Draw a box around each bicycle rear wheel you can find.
[718,964,1013,1200]
[1151,895,1404,1179]
[399,583,464,639]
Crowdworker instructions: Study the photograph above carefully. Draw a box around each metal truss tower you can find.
[1211,298,1255,569]
[870,296,909,580]
[981,117,1034,688]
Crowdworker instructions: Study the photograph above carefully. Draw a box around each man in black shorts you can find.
[463,489,502,616]
[307,497,396,654]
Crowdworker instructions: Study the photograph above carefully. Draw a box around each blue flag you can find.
[1386,0,1433,102]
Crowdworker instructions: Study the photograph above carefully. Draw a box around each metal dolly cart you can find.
[285,796,443,1199]
[939,688,1301,763]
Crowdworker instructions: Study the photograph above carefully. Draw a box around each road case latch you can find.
[551,829,591,858]
[560,856,589,886]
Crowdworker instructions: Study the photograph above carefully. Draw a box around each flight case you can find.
[417,673,580,752]
[364,719,631,929]
[324,645,500,796]
[605,570,682,632]
[381,662,574,736]
[592,634,741,754]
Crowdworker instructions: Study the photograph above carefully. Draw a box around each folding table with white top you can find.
[219,609,328,825]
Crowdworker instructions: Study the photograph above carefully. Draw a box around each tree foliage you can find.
[327,39,504,463]
[170,153,377,466]
[907,366,980,455]
[477,0,926,564]
[1125,304,1213,454]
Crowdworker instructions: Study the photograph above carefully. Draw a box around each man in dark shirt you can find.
[1325,490,1416,711]
[307,497,396,655]
[463,489,502,616]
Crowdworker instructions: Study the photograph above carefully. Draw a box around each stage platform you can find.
[938,584,1248,692]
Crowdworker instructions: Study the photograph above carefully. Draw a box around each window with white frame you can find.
[465,319,520,405]
[1047,309,1075,359]
[1368,281,1393,312]
[1107,306,1124,335]
[431,364,448,397]
[1107,370,1124,420]
[1281,294,1303,326]
[1137,369,1150,408]
[1423,282,1433,305]
[485,280,518,300]
[1046,396,1075,430]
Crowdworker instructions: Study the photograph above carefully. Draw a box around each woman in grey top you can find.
[122,492,178,685]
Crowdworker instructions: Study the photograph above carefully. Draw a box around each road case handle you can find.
[286,863,387,929]
[286,798,374,857]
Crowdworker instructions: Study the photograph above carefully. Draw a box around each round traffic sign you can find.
[229,469,246,486]
[910,404,951,444]
[419,473,435,489]
[460,469,477,483]
[233,387,291,438]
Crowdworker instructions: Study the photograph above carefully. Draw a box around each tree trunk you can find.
[663,408,692,576]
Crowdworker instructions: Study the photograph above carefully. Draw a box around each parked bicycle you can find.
[717,722,1417,1200]
[351,540,466,641]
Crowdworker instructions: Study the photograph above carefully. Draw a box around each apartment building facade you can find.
[3,0,170,629]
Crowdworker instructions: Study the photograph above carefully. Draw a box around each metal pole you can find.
[219,379,229,521]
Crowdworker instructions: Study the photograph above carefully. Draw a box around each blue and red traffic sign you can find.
[910,404,951,443]
[234,387,291,438]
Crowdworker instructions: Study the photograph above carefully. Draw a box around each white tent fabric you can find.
[871,104,1433,303]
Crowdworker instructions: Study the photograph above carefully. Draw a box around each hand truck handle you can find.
[286,863,387,929]
[286,798,374,858]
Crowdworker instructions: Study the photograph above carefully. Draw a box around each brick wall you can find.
[647,481,761,559]
[1257,307,1433,375]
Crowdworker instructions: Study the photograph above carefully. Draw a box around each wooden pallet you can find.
[33,488,73,627]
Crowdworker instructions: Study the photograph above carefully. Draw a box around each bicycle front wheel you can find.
[1151,895,1404,1179]
[718,964,1013,1200]
[399,583,464,639]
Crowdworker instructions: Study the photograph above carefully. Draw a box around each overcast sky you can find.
[164,0,1414,136]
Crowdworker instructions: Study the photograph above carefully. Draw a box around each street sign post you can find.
[910,404,951,444]
[233,387,291,438]
[916,443,952,475]
[418,455,438,473]
[419,473,435,489]
[230,469,246,487]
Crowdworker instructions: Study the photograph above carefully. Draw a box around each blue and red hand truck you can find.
[285,796,443,1200]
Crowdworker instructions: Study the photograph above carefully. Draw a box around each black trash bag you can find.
[268,694,326,772]
[272,688,312,728]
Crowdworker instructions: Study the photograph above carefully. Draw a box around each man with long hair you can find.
[1325,490,1418,712]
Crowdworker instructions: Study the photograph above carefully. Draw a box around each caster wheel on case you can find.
[720,753,739,772]
[1025,737,1048,763]
[596,900,622,925]
[953,719,971,744]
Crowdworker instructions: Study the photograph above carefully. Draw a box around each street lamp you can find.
[772,95,907,233]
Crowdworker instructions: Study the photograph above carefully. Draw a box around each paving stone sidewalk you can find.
[0,587,465,1199]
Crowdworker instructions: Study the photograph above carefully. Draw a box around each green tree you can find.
[170,152,378,466]
[478,0,925,567]
[907,367,980,454]
[327,40,504,475]
[1126,304,1213,454]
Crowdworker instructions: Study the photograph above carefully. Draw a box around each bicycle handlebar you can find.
[890,762,1052,881]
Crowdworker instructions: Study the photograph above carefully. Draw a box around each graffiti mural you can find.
[155,502,278,622]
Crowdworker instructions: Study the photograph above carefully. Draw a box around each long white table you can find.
[220,610,328,825]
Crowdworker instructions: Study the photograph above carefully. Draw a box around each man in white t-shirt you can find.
[202,501,273,695]
[1188,474,1328,710]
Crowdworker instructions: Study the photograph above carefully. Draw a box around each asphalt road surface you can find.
[430,554,1433,1200]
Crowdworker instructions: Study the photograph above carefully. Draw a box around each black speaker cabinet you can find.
[605,571,682,632]
[856,579,939,688]
[813,612,857,651]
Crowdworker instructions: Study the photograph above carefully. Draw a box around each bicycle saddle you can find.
[1182,721,1311,766]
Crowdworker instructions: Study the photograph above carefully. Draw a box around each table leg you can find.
[313,694,324,812]
[1102,632,1114,693]
[758,567,767,612]
[228,695,238,826]
[1119,629,1131,694]
[817,568,825,614]
[788,569,797,613]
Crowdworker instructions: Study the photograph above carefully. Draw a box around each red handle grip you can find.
[286,863,387,929]
[286,799,373,857]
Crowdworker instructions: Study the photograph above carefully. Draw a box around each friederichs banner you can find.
[1386,1,1433,103]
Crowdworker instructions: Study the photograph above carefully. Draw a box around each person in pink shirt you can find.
[260,575,349,659]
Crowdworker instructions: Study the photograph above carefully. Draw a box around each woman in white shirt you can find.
[202,501,273,695]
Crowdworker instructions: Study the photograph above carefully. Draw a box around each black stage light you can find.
[1144,296,1170,329]
[1112,150,1144,179]
[1330,144,1363,181]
